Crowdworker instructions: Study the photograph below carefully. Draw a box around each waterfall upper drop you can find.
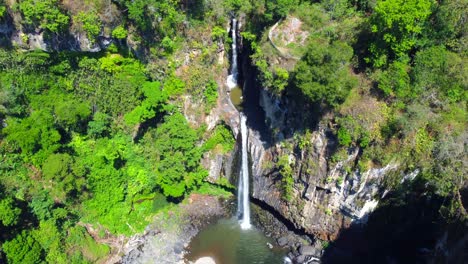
[239,114,251,230]
[226,19,238,90]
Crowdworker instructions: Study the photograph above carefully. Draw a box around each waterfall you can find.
[239,113,251,229]
[226,17,250,229]
[226,18,238,90]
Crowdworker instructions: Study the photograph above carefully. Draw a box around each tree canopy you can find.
[294,39,357,108]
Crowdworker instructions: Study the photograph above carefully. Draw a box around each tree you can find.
[430,0,468,50]
[29,191,55,221]
[124,0,184,36]
[19,0,69,33]
[412,46,466,102]
[265,0,299,20]
[203,80,218,111]
[153,113,207,198]
[87,112,111,138]
[161,36,175,54]
[322,0,353,19]
[223,0,253,14]
[293,39,357,108]
[0,197,21,226]
[74,11,102,42]
[32,219,68,263]
[337,127,352,146]
[163,76,185,97]
[124,81,168,126]
[367,0,434,66]
[376,59,413,99]
[4,110,61,165]
[42,153,85,201]
[2,231,43,264]
[54,99,91,131]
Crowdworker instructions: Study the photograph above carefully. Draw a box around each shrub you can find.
[337,127,352,146]
[278,154,294,201]
[112,25,128,39]
[161,36,175,54]
[203,125,235,154]
[204,80,218,112]
[75,11,102,41]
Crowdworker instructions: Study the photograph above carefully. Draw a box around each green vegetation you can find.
[0,198,21,226]
[2,231,43,264]
[74,11,102,42]
[152,113,207,198]
[0,0,466,263]
[112,25,128,39]
[0,1,240,260]
[124,81,168,126]
[0,1,6,19]
[18,0,69,33]
[367,0,433,67]
[203,125,236,154]
[194,182,233,198]
[294,39,357,108]
[278,154,294,201]
[203,80,219,112]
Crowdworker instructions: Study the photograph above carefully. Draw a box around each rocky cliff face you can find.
[246,89,411,241]
[199,73,412,246]
[0,5,126,53]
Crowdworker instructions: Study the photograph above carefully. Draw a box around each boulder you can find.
[277,236,289,247]
[295,254,306,263]
[299,245,319,256]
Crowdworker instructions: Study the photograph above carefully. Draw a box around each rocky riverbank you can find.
[119,194,231,264]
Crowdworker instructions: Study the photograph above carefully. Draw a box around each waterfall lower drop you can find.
[227,17,251,230]
[226,19,238,90]
[238,114,251,230]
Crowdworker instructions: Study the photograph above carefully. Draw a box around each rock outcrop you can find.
[243,84,405,241]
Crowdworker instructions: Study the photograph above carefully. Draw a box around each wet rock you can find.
[295,254,306,263]
[299,245,320,256]
[277,236,289,247]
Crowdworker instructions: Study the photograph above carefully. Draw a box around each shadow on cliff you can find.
[241,53,272,144]
[0,11,15,49]
[321,178,468,264]
[240,48,325,149]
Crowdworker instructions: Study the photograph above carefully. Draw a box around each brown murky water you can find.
[229,86,243,110]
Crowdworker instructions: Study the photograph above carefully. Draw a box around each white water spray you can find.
[239,113,251,229]
[226,19,238,90]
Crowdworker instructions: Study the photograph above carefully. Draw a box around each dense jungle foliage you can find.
[0,0,466,263]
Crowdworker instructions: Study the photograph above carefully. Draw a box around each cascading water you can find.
[227,17,251,229]
[226,19,238,90]
[239,114,251,229]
